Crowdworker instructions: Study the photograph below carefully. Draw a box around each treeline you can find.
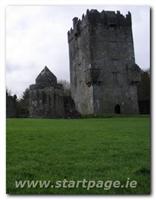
[6,88,29,118]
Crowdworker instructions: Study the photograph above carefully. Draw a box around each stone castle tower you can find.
[68,9,141,115]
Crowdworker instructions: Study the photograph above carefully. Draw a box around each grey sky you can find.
[6,5,150,97]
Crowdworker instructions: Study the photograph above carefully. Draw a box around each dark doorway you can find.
[114,104,121,114]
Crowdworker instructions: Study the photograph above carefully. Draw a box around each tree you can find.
[138,70,150,101]
[17,88,30,117]
[137,69,150,114]
[6,89,17,117]
[58,80,71,96]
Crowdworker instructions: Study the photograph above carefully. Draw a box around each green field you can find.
[6,117,150,194]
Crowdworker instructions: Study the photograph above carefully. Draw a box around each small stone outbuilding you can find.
[29,66,64,118]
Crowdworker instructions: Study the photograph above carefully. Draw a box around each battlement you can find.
[68,9,131,42]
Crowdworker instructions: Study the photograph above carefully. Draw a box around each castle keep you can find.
[68,10,141,115]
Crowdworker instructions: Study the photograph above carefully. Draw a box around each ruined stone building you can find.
[29,66,65,118]
[29,66,79,118]
[68,10,141,115]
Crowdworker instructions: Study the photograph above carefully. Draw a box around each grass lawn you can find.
[6,116,150,194]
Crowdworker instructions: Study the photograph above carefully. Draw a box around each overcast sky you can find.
[6,5,150,97]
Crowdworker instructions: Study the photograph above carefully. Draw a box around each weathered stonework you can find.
[68,9,141,115]
[29,66,64,118]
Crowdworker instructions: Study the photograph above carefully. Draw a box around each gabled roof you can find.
[36,66,57,87]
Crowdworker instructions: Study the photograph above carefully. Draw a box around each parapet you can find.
[68,9,132,42]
